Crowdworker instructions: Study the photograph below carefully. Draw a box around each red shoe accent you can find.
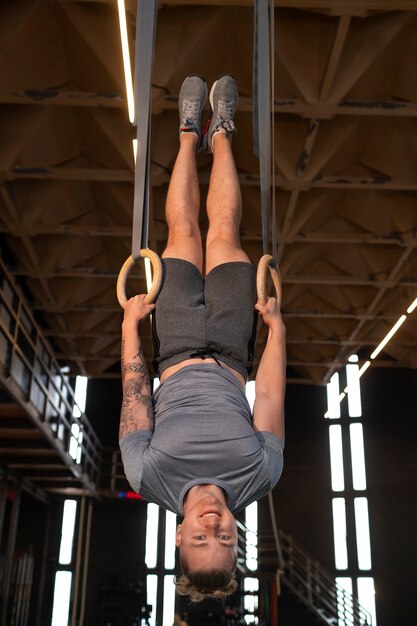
[201,118,211,138]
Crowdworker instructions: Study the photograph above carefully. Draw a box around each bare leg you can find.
[205,133,250,274]
[162,133,203,272]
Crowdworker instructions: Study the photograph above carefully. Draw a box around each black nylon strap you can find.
[132,0,158,259]
[270,0,277,261]
[253,0,271,256]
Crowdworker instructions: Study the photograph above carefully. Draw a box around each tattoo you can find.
[121,346,147,376]
[121,338,126,373]
[123,361,146,375]
[120,343,154,438]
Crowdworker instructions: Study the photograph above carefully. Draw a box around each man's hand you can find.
[123,294,155,327]
[255,297,284,330]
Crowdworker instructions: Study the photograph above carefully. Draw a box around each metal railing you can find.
[236,521,372,626]
[0,256,102,493]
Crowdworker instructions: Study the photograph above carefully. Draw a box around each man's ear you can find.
[175,523,182,548]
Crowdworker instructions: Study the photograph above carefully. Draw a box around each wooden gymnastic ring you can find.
[117,248,162,308]
[256,254,282,305]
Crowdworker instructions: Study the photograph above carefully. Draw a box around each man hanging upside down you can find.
[119,75,286,602]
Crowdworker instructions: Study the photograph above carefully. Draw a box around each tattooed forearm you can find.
[120,331,154,438]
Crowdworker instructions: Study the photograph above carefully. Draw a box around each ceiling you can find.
[1,0,417,386]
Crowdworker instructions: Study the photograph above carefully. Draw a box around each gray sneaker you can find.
[206,75,238,152]
[178,75,208,148]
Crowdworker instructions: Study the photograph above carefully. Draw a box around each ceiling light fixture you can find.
[325,294,416,417]
[406,296,417,315]
[369,314,407,360]
[117,0,135,123]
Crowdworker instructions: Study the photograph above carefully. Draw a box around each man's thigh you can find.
[152,258,206,367]
[204,261,257,372]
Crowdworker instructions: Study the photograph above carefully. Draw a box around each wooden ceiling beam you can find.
[60,0,417,13]
[0,224,131,237]
[2,167,134,183]
[0,90,124,108]
[2,224,407,248]
[4,168,417,191]
[3,89,417,119]
[320,15,351,101]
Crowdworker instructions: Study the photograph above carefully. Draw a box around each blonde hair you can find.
[174,571,238,603]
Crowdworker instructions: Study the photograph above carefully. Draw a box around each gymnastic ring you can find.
[117,248,163,308]
[256,254,282,306]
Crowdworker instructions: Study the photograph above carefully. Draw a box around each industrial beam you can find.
[2,89,417,119]
[4,168,417,192]
[59,0,417,14]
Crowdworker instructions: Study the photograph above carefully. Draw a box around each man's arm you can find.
[120,295,155,439]
[252,297,286,440]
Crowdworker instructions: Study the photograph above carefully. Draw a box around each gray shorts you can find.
[152,258,257,379]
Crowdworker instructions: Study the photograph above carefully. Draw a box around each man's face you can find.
[176,493,238,573]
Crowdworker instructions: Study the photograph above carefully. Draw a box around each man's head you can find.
[174,486,238,602]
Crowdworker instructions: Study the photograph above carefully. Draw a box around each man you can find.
[120,76,285,602]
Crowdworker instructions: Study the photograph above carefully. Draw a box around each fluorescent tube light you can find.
[359,360,371,377]
[407,296,417,314]
[370,314,406,360]
[117,0,135,123]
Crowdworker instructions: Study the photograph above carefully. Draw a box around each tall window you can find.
[50,376,88,626]
[326,358,377,625]
[145,504,176,626]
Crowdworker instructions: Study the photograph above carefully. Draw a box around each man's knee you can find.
[167,215,201,240]
[207,213,240,242]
